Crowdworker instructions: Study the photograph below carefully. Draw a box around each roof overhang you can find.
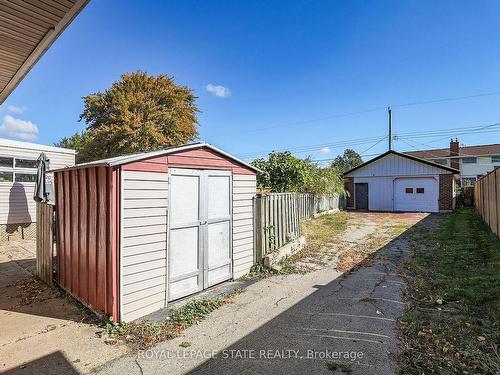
[0,0,89,104]
[343,150,461,177]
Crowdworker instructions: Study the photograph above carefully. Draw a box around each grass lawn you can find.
[398,208,500,374]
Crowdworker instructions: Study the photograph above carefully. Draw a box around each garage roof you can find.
[343,150,460,176]
[0,0,89,104]
[49,142,262,173]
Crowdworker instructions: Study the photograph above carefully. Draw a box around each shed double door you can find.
[168,169,232,301]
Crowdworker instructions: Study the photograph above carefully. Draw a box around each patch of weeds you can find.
[179,341,191,348]
[397,208,500,375]
[103,291,243,350]
[325,361,352,373]
[276,256,300,274]
[241,262,276,279]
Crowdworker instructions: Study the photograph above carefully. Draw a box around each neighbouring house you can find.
[0,138,75,242]
[50,143,259,322]
[404,139,500,187]
[343,150,459,213]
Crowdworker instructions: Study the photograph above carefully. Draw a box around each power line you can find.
[391,90,500,109]
[213,106,387,136]
[397,138,445,159]
[211,89,500,136]
[237,120,500,159]
[310,152,382,163]
[359,135,388,155]
[237,135,389,158]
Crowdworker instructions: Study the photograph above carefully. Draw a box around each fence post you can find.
[36,202,54,285]
[254,195,262,262]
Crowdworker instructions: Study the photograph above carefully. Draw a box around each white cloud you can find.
[205,84,231,98]
[6,105,28,114]
[0,115,39,141]
[319,146,331,154]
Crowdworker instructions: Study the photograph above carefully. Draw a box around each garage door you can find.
[168,169,232,301]
[394,177,438,212]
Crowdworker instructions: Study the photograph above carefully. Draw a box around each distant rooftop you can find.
[404,143,500,159]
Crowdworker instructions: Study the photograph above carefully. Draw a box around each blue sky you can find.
[2,0,500,163]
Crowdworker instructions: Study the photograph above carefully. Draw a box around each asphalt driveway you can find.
[99,212,429,375]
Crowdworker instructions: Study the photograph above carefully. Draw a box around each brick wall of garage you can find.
[345,177,354,208]
[439,174,454,210]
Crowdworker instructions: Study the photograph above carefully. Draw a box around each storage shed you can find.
[51,143,259,322]
[343,150,459,213]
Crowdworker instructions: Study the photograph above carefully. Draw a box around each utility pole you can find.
[388,106,392,151]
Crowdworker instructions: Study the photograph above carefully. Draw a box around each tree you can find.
[54,131,93,163]
[331,149,363,173]
[301,160,345,195]
[73,71,199,162]
[251,151,309,192]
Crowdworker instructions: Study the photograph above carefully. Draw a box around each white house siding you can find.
[232,174,256,278]
[460,156,500,177]
[347,153,448,178]
[0,139,75,225]
[120,170,168,322]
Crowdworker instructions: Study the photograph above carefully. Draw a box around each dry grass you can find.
[288,212,349,266]
[335,229,391,273]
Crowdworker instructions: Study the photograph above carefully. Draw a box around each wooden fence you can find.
[475,167,499,237]
[296,194,341,219]
[254,193,342,259]
[36,202,54,284]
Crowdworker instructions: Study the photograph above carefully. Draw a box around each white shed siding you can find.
[120,171,168,322]
[346,153,451,178]
[232,174,256,278]
[0,139,75,224]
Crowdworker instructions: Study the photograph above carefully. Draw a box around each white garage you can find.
[344,151,459,213]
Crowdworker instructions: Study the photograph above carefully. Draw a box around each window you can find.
[416,188,425,194]
[432,159,447,166]
[15,173,37,183]
[0,171,13,182]
[461,177,477,187]
[0,157,13,168]
[405,188,413,194]
[492,155,500,163]
[15,158,37,168]
[461,157,477,164]
[0,156,38,184]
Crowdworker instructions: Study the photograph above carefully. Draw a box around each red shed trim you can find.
[50,143,260,175]
[122,147,256,174]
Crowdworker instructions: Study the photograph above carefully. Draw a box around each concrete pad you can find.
[0,241,128,374]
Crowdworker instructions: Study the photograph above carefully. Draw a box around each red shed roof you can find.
[50,143,261,173]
